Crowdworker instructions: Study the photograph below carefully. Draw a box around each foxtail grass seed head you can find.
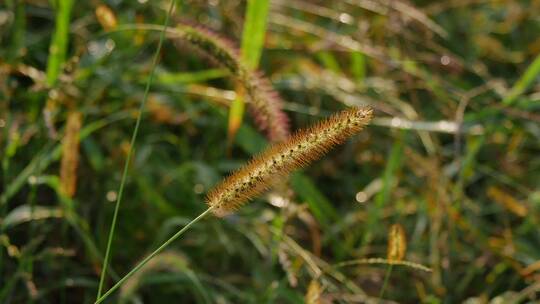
[172,23,290,142]
[206,107,373,216]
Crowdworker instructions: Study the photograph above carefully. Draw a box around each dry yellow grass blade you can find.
[305,279,322,304]
[521,260,540,277]
[60,111,82,198]
[95,4,117,31]
[387,223,407,262]
[486,186,527,217]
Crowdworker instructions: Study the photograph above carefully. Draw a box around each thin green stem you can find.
[96,0,177,299]
[95,207,214,304]
[379,264,393,299]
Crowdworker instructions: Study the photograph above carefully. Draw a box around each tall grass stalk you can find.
[95,0,178,299]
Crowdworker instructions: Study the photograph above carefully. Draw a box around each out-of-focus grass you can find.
[503,54,540,106]
[227,0,270,149]
[45,0,74,87]
[1,0,540,303]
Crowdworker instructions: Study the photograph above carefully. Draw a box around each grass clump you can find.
[1,0,540,303]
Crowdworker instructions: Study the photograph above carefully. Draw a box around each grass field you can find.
[1,0,540,303]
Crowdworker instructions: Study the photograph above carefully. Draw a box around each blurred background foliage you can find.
[1,0,540,303]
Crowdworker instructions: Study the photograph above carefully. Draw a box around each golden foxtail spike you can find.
[206,107,373,216]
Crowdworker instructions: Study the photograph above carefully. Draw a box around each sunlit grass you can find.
[1,0,539,302]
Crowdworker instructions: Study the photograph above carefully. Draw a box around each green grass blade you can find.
[6,0,26,62]
[503,54,540,106]
[46,0,74,86]
[350,51,366,82]
[240,0,270,69]
[227,85,246,149]
[155,68,229,85]
[317,51,342,73]
[227,0,270,145]
[96,0,178,299]
[375,137,404,208]
[290,172,338,227]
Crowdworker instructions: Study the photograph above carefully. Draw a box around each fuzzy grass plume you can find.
[115,22,290,142]
[206,107,373,216]
[172,23,290,142]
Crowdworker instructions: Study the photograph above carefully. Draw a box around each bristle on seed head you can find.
[205,107,373,216]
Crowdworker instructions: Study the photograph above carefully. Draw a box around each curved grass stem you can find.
[96,0,178,299]
[95,207,214,304]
